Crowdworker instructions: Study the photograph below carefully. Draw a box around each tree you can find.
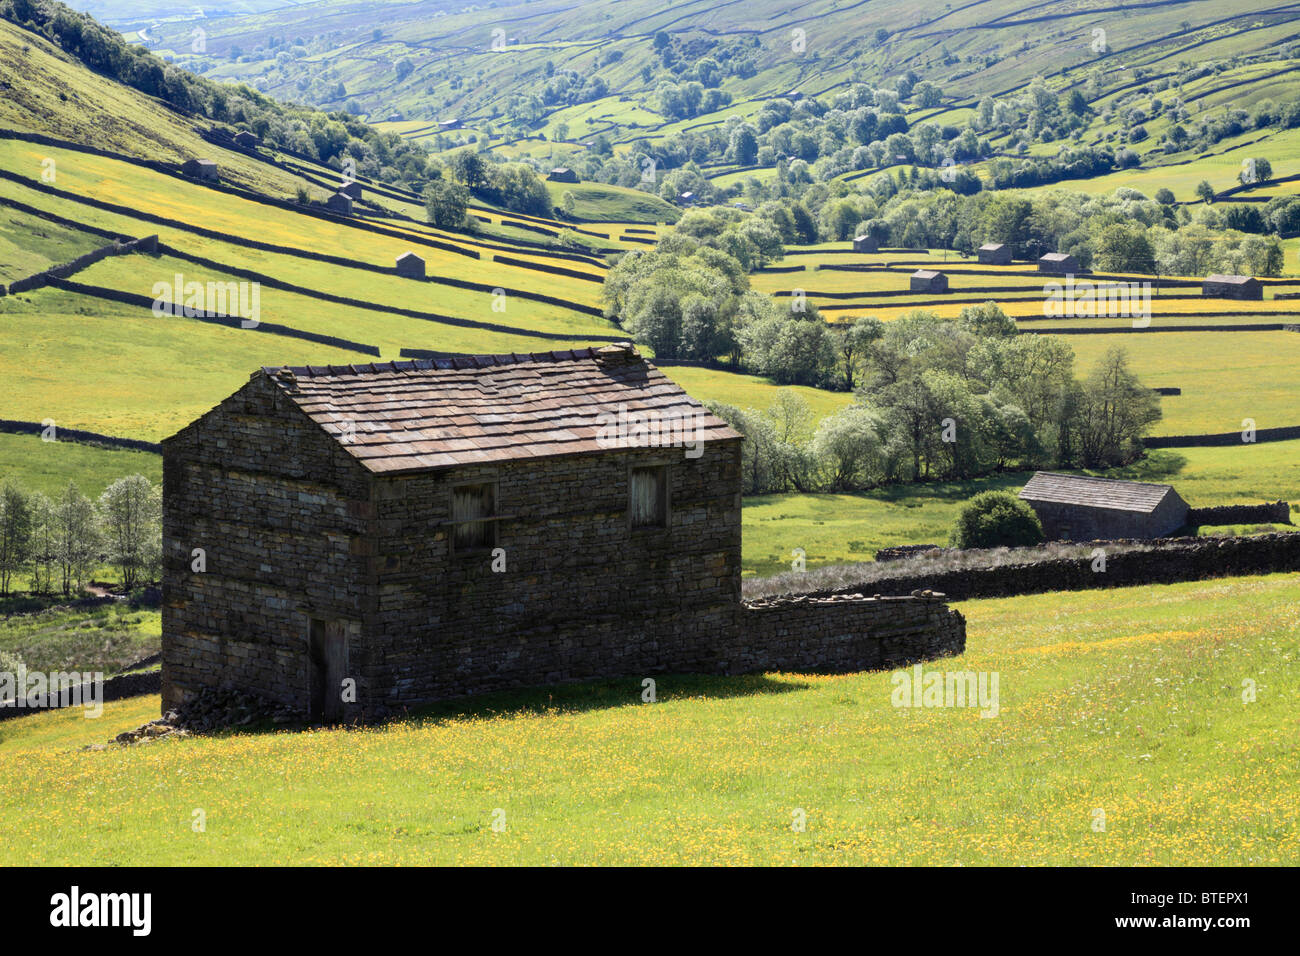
[395,57,414,81]
[1196,179,1216,203]
[764,391,818,492]
[766,315,838,387]
[1073,347,1161,467]
[53,482,98,597]
[423,177,469,229]
[812,405,887,490]
[482,162,552,216]
[0,481,33,595]
[728,125,759,165]
[949,491,1045,549]
[99,475,160,592]
[1094,222,1156,273]
[448,149,488,190]
[914,81,942,109]
[957,301,1017,338]
[834,316,885,391]
[1240,157,1272,185]
[28,492,56,596]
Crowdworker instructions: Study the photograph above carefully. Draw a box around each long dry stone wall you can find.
[786,532,1300,603]
[1187,501,1291,525]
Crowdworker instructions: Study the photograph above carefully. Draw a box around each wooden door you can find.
[309,619,349,722]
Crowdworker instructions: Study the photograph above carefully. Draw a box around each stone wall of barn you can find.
[161,373,374,713]
[360,440,745,710]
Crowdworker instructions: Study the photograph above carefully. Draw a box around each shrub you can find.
[949,491,1045,549]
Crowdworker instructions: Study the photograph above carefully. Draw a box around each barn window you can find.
[630,465,668,528]
[451,482,496,552]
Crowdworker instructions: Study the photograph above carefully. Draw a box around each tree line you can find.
[0,475,161,597]
[706,304,1161,494]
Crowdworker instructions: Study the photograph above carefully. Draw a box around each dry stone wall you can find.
[791,532,1300,603]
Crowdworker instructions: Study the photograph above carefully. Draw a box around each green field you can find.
[1,573,1295,864]
[0,432,160,497]
[0,602,159,679]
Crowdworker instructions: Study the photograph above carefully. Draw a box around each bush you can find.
[949,491,1045,549]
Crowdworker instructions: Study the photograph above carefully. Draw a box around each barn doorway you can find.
[308,618,348,722]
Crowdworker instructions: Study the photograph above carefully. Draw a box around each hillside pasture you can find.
[0,573,1295,865]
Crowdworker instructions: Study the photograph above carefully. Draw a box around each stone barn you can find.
[233,131,259,149]
[339,180,364,201]
[548,167,578,183]
[978,242,1011,265]
[1202,275,1262,300]
[181,159,219,182]
[1038,252,1079,274]
[325,192,353,215]
[161,345,965,721]
[394,251,425,278]
[1018,472,1189,541]
[853,234,879,253]
[910,269,948,293]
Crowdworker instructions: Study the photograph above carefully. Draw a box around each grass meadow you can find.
[0,573,1294,865]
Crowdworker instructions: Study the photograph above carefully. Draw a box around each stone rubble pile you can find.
[93,686,301,748]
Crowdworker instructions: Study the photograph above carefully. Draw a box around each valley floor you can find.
[1,573,1295,865]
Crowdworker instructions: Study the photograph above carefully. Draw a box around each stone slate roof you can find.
[1204,274,1257,284]
[261,344,741,474]
[1039,252,1073,262]
[979,242,1005,250]
[1019,472,1176,514]
[912,269,943,279]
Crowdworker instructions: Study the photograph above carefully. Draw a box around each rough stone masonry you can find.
[162,345,965,720]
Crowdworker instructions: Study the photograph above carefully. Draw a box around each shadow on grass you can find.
[1093,450,1189,483]
[392,671,811,729]
[157,673,811,739]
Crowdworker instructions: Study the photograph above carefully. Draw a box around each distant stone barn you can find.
[162,346,965,721]
[1202,275,1262,300]
[325,192,353,215]
[547,167,578,183]
[338,180,364,201]
[977,242,1010,265]
[181,159,219,182]
[910,269,948,293]
[394,251,425,278]
[1038,253,1079,275]
[1018,472,1189,541]
[853,234,879,253]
